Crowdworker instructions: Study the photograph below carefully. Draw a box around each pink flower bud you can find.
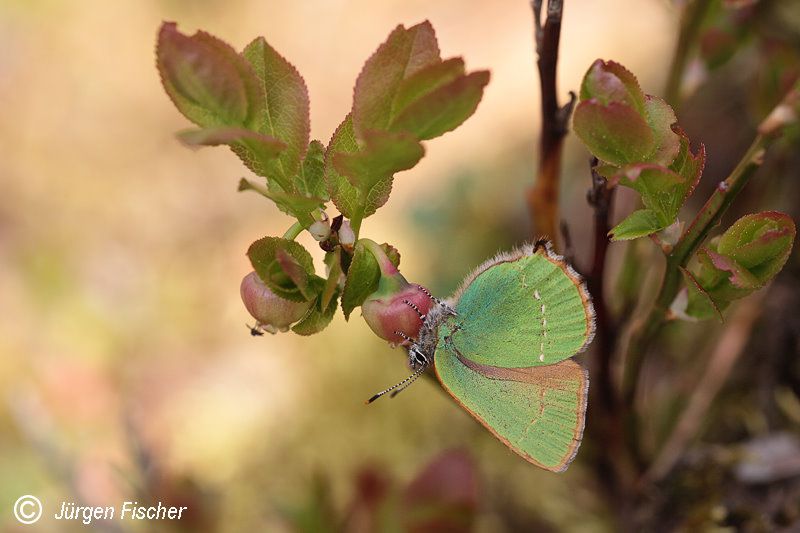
[357,239,433,344]
[362,282,433,344]
[240,271,311,333]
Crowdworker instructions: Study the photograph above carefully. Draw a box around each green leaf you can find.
[334,129,423,206]
[705,249,761,290]
[352,21,441,136]
[668,130,705,197]
[178,127,286,179]
[242,37,310,182]
[389,70,490,140]
[609,209,664,240]
[580,59,645,114]
[156,22,262,128]
[393,58,466,114]
[341,240,381,320]
[681,267,724,322]
[295,140,328,199]
[247,237,321,302]
[573,100,654,165]
[352,23,488,141]
[237,179,323,227]
[575,60,680,167]
[716,211,795,278]
[642,96,680,165]
[275,248,318,301]
[292,292,339,336]
[380,242,401,268]
[325,118,424,223]
[616,165,685,226]
[682,212,795,321]
[324,115,361,219]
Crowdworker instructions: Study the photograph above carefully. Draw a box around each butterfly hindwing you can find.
[434,344,588,472]
[450,246,594,368]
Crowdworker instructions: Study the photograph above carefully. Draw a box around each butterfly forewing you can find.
[451,250,593,368]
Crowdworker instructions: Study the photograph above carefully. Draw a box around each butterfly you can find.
[369,239,595,472]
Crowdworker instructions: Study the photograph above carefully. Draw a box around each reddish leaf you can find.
[580,59,646,114]
[177,126,283,150]
[334,130,424,196]
[242,37,310,180]
[717,212,795,277]
[353,21,441,136]
[324,115,360,218]
[643,96,681,166]
[156,22,262,128]
[668,128,706,201]
[390,70,490,140]
[705,249,761,290]
[247,237,320,303]
[393,58,466,114]
[573,100,654,166]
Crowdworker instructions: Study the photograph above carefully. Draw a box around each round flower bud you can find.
[240,271,312,333]
[338,220,356,247]
[357,238,433,345]
[308,219,331,241]
[362,282,433,344]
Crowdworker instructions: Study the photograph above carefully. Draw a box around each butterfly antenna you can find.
[365,365,427,404]
[388,370,424,399]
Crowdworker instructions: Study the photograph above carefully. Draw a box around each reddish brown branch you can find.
[528,0,576,248]
[586,157,617,412]
[583,157,638,523]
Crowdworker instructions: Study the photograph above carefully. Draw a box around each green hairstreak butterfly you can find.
[369,239,595,472]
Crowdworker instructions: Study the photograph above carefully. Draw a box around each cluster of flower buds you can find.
[239,232,435,342]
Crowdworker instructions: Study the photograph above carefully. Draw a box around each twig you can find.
[621,134,767,408]
[643,293,764,483]
[664,0,713,105]
[583,157,638,520]
[528,0,576,248]
[586,157,617,412]
[619,82,798,458]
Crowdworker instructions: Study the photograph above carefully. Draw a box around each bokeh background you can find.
[1,0,798,531]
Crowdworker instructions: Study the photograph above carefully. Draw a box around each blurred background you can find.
[1,0,798,531]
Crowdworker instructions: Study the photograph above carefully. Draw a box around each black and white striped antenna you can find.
[365,365,427,404]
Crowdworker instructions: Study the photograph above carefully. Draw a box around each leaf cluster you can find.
[574,60,705,241]
[681,212,795,320]
[574,59,795,321]
[156,21,488,334]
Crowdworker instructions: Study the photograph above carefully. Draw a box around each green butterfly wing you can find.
[432,244,593,470]
[450,247,594,367]
[434,346,588,471]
